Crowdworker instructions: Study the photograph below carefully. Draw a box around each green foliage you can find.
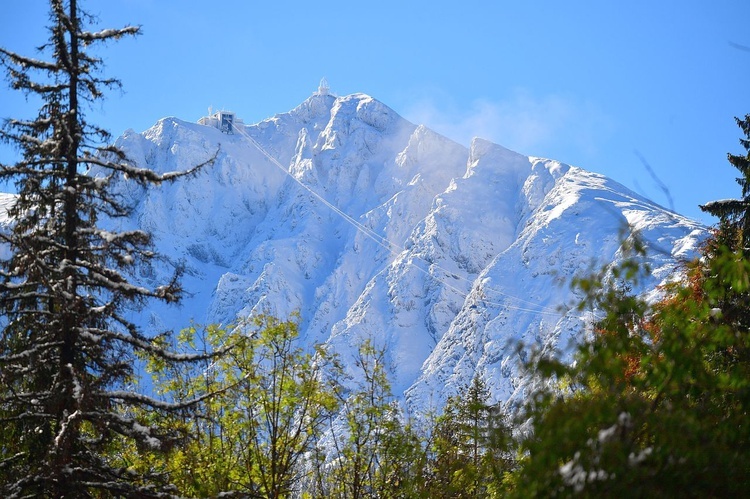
[321,339,404,499]
[426,377,515,498]
[144,316,341,498]
[510,233,750,497]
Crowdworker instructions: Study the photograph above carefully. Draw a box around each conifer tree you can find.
[0,1,215,496]
[428,377,513,498]
[700,114,750,244]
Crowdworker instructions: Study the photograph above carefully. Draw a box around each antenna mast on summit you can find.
[317,78,329,96]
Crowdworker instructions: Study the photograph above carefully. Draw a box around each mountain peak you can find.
[467,137,532,178]
[289,91,337,124]
[108,92,706,413]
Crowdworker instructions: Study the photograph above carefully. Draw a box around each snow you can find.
[0,91,706,418]
[122,92,706,410]
[68,364,83,402]
[628,446,653,466]
[131,421,161,449]
[559,454,611,493]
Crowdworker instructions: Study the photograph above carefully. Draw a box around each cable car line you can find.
[229,122,578,319]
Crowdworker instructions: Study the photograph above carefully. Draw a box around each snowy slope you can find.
[107,90,704,412]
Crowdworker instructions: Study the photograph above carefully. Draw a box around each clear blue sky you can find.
[1,0,749,224]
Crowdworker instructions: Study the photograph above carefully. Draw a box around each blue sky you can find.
[1,0,749,224]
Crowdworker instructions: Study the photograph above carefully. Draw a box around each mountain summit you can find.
[111,91,705,411]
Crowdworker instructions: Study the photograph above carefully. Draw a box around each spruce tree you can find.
[700,114,750,244]
[428,378,513,498]
[0,1,215,496]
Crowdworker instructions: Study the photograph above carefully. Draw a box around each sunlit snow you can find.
[2,91,706,415]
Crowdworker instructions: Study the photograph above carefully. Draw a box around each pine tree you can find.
[700,114,750,244]
[428,377,513,498]
[0,1,216,496]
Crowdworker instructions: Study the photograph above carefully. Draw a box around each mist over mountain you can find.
[100,89,704,412]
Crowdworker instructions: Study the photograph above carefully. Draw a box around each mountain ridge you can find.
[92,91,707,410]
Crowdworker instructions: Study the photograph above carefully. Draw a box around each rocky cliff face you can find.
[107,91,705,411]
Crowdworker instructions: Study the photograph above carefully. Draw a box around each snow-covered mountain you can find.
[108,90,705,412]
